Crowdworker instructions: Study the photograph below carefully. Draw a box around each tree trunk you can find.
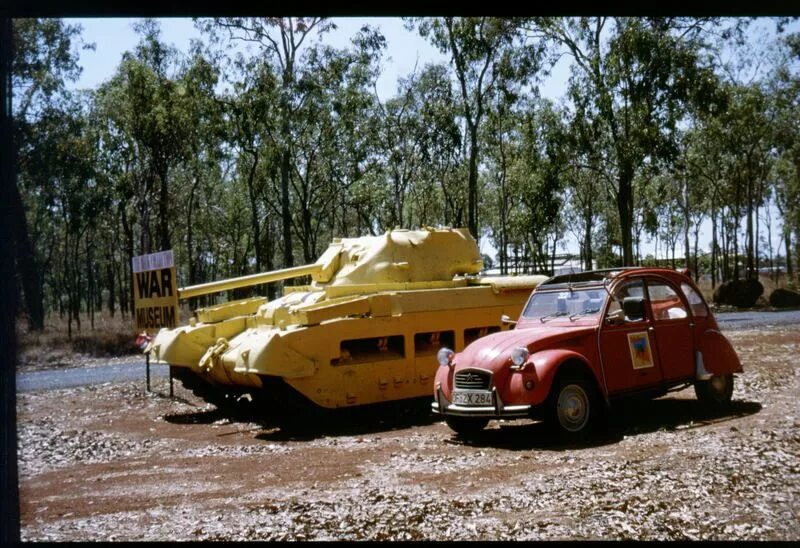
[616,165,634,266]
[158,163,171,252]
[584,201,593,270]
[467,125,479,240]
[280,147,293,271]
[245,154,262,271]
[683,180,691,271]
[711,196,717,289]
[10,181,44,330]
[106,255,115,318]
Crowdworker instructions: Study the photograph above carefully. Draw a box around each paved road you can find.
[17,361,166,393]
[714,309,800,330]
[16,309,799,393]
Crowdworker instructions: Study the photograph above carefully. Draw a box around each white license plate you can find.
[452,390,493,406]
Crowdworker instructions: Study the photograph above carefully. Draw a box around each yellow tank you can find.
[148,227,547,411]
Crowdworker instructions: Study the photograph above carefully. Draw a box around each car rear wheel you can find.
[548,373,600,442]
[694,373,734,408]
[445,416,489,436]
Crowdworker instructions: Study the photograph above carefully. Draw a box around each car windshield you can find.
[522,288,608,322]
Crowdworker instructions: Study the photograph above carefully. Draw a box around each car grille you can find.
[454,369,492,390]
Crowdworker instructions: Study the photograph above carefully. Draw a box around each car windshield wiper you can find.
[540,311,569,323]
[569,307,601,321]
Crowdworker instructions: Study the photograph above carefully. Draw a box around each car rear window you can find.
[681,282,709,317]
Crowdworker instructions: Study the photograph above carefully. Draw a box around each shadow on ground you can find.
[161,395,761,447]
[162,397,440,440]
[449,398,762,451]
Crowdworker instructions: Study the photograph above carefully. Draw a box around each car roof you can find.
[537,267,689,290]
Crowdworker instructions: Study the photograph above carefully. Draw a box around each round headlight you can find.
[511,346,530,366]
[437,347,455,366]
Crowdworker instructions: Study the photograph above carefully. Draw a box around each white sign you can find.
[132,250,174,273]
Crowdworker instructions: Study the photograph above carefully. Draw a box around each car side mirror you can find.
[501,314,517,327]
[605,309,624,325]
[622,296,647,321]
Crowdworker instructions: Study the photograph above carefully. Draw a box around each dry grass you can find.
[16,312,140,366]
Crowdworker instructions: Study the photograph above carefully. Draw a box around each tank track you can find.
[170,367,241,410]
[256,375,330,431]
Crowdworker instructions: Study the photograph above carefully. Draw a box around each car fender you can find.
[528,348,604,400]
[697,329,743,376]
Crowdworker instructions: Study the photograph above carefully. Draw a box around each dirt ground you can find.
[16,326,800,541]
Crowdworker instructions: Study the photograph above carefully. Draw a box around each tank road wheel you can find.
[444,416,490,437]
[547,372,600,443]
[694,373,734,409]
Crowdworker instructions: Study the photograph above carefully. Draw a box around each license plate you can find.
[452,390,493,406]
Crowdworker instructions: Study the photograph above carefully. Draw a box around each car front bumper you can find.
[431,385,532,418]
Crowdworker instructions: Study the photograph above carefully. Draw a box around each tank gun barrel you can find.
[178,263,323,300]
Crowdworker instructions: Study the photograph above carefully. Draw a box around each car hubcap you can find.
[710,375,727,395]
[557,384,589,432]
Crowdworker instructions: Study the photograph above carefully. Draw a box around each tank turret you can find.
[149,227,547,412]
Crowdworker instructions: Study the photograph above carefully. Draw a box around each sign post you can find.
[132,250,179,393]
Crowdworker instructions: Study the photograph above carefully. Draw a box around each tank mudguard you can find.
[697,329,743,375]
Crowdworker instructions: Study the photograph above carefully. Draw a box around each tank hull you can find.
[146,228,547,410]
[151,284,543,408]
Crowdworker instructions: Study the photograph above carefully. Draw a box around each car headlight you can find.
[437,347,455,367]
[511,346,530,366]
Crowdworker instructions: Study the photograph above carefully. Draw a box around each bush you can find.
[713,279,764,308]
[769,288,800,308]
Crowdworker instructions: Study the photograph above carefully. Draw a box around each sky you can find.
[64,17,793,265]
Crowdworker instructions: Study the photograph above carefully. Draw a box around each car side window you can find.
[607,280,645,321]
[681,282,709,318]
[647,280,688,321]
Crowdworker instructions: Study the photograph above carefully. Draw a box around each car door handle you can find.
[648,327,654,332]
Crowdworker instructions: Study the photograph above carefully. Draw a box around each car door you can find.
[599,278,664,394]
[644,277,695,383]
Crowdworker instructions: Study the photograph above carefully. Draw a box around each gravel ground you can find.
[16,326,800,541]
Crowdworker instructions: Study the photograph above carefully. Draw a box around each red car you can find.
[432,267,743,440]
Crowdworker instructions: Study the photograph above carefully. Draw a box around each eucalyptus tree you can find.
[561,78,614,271]
[222,54,281,274]
[319,26,385,240]
[199,17,336,270]
[769,31,800,284]
[95,20,195,255]
[181,44,227,279]
[482,83,517,274]
[410,17,547,240]
[535,17,730,266]
[715,82,774,280]
[12,18,91,329]
[374,61,461,231]
[275,27,384,261]
[94,21,224,315]
[522,100,571,273]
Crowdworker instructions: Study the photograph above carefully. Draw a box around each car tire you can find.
[547,372,600,442]
[694,373,733,408]
[445,416,489,436]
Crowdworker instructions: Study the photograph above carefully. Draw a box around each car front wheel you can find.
[694,373,734,408]
[548,373,600,442]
